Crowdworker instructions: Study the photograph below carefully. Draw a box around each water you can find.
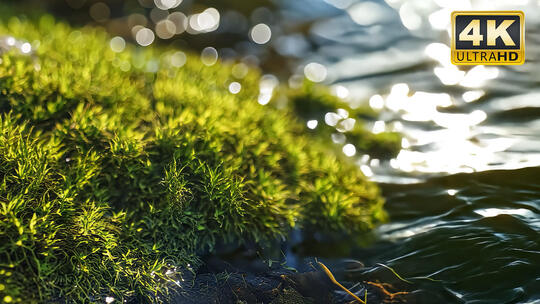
[280,0,540,302]
[366,169,539,303]
[291,170,539,303]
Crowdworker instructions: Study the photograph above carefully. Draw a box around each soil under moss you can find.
[0,10,397,303]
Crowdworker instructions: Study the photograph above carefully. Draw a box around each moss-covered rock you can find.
[0,13,387,303]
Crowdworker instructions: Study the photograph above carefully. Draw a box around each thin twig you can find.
[318,261,367,304]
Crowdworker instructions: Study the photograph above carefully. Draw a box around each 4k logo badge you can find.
[451,11,524,65]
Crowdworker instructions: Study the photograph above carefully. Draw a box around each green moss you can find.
[0,13,387,303]
[289,82,401,159]
[289,82,376,121]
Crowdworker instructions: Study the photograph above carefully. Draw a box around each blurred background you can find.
[3,0,540,303]
[10,0,540,182]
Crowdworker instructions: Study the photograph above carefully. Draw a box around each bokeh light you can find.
[343,144,356,157]
[155,19,176,39]
[135,27,155,46]
[170,51,186,67]
[200,47,218,66]
[110,36,125,52]
[168,12,188,34]
[228,82,241,94]
[20,42,31,54]
[307,120,318,129]
[303,63,327,83]
[250,23,272,44]
[154,0,182,10]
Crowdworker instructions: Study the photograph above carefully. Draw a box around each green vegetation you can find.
[289,83,401,159]
[0,12,392,303]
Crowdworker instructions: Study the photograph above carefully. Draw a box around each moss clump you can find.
[289,83,401,159]
[0,13,386,303]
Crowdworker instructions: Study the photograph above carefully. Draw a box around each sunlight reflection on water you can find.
[303,0,540,182]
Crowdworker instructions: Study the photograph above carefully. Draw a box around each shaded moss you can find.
[289,82,376,121]
[288,82,401,159]
[0,12,387,303]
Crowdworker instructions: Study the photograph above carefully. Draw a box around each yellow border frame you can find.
[451,11,525,65]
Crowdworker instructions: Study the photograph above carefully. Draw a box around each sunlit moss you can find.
[0,13,388,303]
